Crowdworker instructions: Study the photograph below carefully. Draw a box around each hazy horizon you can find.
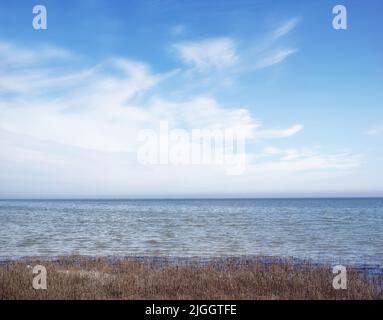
[1,193,383,200]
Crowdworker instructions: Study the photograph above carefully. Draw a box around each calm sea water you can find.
[0,198,382,266]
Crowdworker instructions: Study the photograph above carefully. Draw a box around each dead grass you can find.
[0,256,381,300]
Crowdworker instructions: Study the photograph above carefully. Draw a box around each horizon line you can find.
[1,195,383,201]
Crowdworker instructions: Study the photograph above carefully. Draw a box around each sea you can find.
[0,198,382,268]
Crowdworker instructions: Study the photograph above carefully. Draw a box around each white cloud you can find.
[255,152,360,172]
[171,17,299,78]
[248,17,299,70]
[255,49,297,69]
[0,40,362,197]
[0,41,263,155]
[258,147,360,172]
[150,96,256,130]
[255,124,303,139]
[173,38,238,70]
[0,41,74,68]
[272,18,300,39]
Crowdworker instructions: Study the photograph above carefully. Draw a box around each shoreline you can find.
[1,254,382,275]
[1,255,382,300]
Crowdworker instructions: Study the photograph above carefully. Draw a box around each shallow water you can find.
[0,198,382,266]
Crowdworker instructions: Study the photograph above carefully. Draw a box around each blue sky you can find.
[0,0,382,198]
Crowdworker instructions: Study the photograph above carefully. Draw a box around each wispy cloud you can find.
[257,147,361,172]
[0,40,300,155]
[0,36,360,196]
[272,17,300,39]
[255,49,297,69]
[173,37,238,70]
[255,124,303,139]
[172,17,299,78]
[244,17,299,71]
[0,41,74,68]
[0,41,84,95]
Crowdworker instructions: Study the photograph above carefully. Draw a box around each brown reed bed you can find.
[0,256,381,300]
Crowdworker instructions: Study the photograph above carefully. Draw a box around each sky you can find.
[0,0,382,198]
